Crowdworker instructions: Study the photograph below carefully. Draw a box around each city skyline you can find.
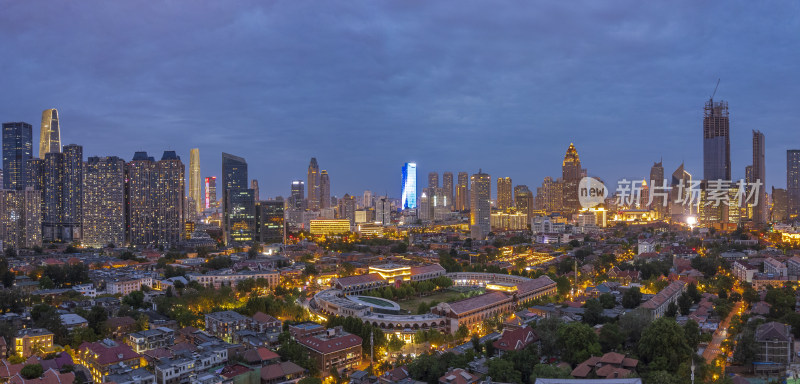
[1,2,799,198]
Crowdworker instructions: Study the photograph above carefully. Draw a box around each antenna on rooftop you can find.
[710,79,720,100]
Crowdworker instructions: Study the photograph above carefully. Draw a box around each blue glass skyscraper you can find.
[2,122,33,190]
[401,162,417,209]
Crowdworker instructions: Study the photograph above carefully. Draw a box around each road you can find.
[703,301,744,363]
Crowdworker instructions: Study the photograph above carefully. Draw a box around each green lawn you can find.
[398,289,481,314]
[357,296,395,308]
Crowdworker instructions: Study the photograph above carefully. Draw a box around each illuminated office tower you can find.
[307,158,321,211]
[561,143,582,213]
[188,148,202,216]
[222,153,253,244]
[39,109,61,159]
[428,172,439,189]
[514,185,533,217]
[290,180,305,210]
[669,163,693,219]
[0,189,41,249]
[401,162,417,209]
[497,177,512,210]
[250,180,260,201]
[26,158,44,191]
[363,190,373,209]
[788,150,800,218]
[320,170,330,209]
[43,144,83,242]
[418,191,431,221]
[83,156,125,247]
[703,98,731,181]
[338,193,356,224]
[205,176,217,209]
[255,200,284,244]
[470,170,491,239]
[442,172,453,209]
[456,172,469,211]
[375,196,391,225]
[2,122,33,190]
[752,130,767,224]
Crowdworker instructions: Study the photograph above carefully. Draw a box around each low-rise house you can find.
[296,327,362,373]
[492,326,538,354]
[60,313,89,330]
[75,339,142,383]
[128,327,176,353]
[8,368,75,384]
[570,352,639,380]
[640,280,686,319]
[754,322,794,376]
[14,328,54,358]
[106,316,137,339]
[438,368,479,384]
[259,362,305,384]
[106,367,156,384]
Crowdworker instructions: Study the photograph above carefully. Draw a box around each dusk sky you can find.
[2,1,799,199]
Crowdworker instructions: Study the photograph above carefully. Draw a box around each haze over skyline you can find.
[2,1,799,198]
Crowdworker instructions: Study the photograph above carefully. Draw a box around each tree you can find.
[645,371,680,384]
[622,287,642,308]
[683,320,701,351]
[487,359,521,384]
[638,317,692,373]
[122,291,145,308]
[619,309,651,345]
[534,317,562,356]
[387,335,404,352]
[742,285,759,306]
[599,322,624,352]
[529,365,572,381]
[678,293,693,315]
[732,328,758,365]
[599,293,616,309]
[555,276,570,296]
[298,378,322,384]
[557,322,601,364]
[687,283,702,303]
[583,299,605,325]
[666,302,678,317]
[471,335,481,353]
[38,276,55,289]
[20,364,43,379]
[484,340,495,357]
[86,306,108,335]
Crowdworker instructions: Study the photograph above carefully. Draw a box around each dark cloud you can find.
[1,1,798,198]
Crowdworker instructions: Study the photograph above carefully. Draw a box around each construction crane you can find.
[711,78,720,100]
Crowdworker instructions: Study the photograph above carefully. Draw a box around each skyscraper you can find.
[442,172,454,210]
[703,98,731,181]
[205,176,217,209]
[669,163,693,219]
[562,143,582,213]
[2,122,32,190]
[788,150,800,218]
[470,170,491,239]
[363,190,373,209]
[514,185,533,217]
[428,172,439,189]
[39,109,61,159]
[126,151,186,247]
[320,170,330,209]
[127,151,156,245]
[251,179,260,201]
[189,148,202,216]
[154,151,185,246]
[649,161,665,217]
[772,187,788,222]
[255,200,284,244]
[43,144,83,242]
[222,153,253,244]
[26,158,44,191]
[290,180,305,210]
[456,172,469,211]
[752,130,766,224]
[339,193,356,224]
[307,158,321,211]
[401,162,417,209]
[535,176,563,213]
[375,196,391,225]
[83,156,126,247]
[497,177,512,210]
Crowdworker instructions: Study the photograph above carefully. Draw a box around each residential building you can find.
[126,151,185,247]
[14,328,54,358]
[2,122,33,190]
[75,339,142,383]
[640,280,686,319]
[763,257,787,277]
[43,144,82,242]
[189,149,202,217]
[127,327,175,353]
[752,130,767,224]
[788,150,800,218]
[470,170,491,240]
[187,270,279,290]
[0,189,42,249]
[455,172,469,211]
[754,322,794,376]
[438,368,479,384]
[297,327,362,373]
[497,177,512,210]
[492,326,537,354]
[83,156,126,248]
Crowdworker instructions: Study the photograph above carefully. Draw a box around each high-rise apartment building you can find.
[649,161,665,217]
[455,172,469,211]
[39,109,61,159]
[290,180,305,210]
[470,170,491,240]
[222,153,253,244]
[2,122,33,190]
[497,177,512,210]
[401,163,417,209]
[83,156,126,247]
[788,150,800,218]
[205,176,217,209]
[255,200,284,244]
[428,172,439,189]
[535,176,563,214]
[442,172,453,210]
[338,194,356,224]
[562,143,582,213]
[320,170,330,209]
[514,185,533,217]
[251,179,259,201]
[189,148,202,216]
[703,99,731,181]
[362,190,373,209]
[126,151,185,247]
[375,196,391,225]
[43,144,83,242]
[26,158,44,191]
[752,130,766,224]
[307,158,321,211]
[772,187,788,222]
[0,189,41,249]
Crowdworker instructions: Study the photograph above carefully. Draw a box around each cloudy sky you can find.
[1,1,799,199]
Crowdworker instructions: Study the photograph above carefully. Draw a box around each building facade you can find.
[497,177,512,210]
[39,109,61,159]
[43,144,83,242]
[470,171,491,239]
[83,156,126,247]
[703,99,731,181]
[189,148,202,217]
[2,122,33,190]
[222,153,253,244]
[307,158,321,211]
[402,163,417,210]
